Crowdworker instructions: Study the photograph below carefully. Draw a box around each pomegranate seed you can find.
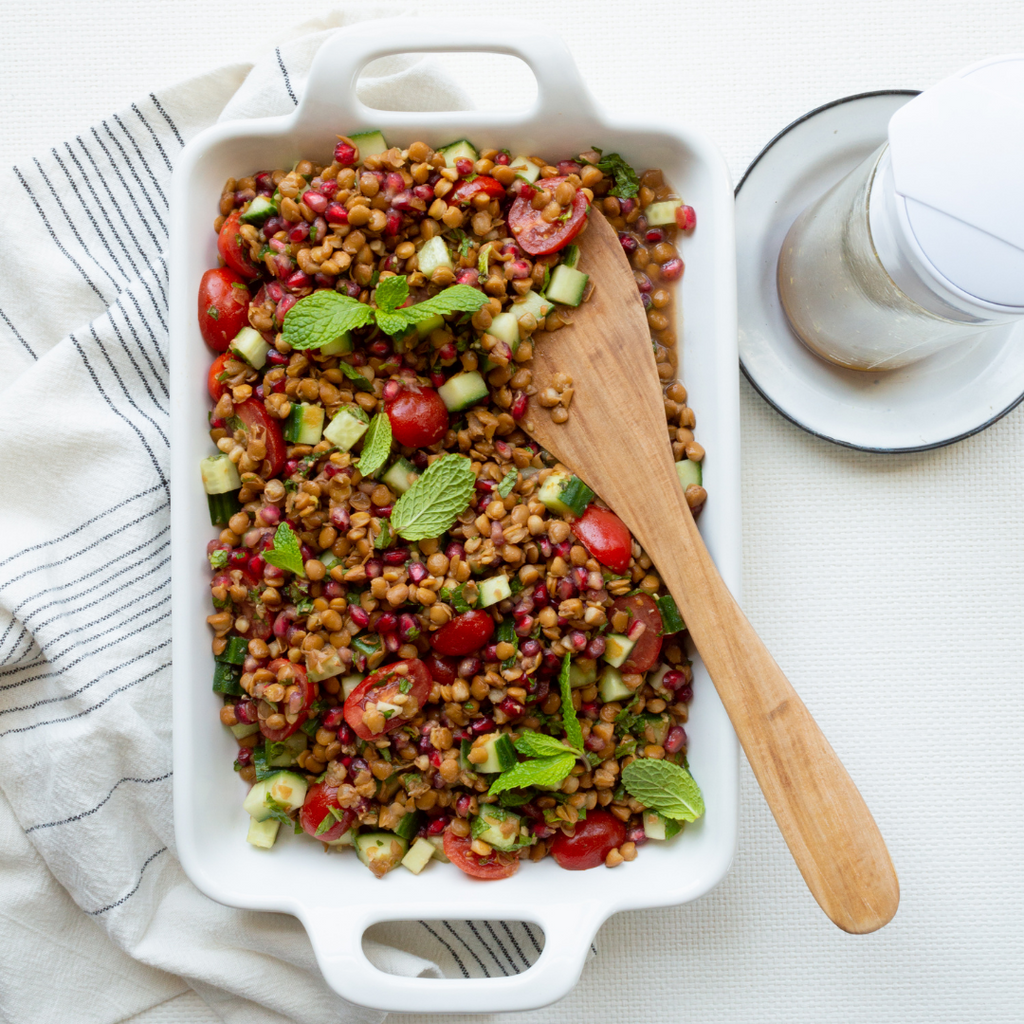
[659,257,684,281]
[322,706,345,730]
[531,584,549,607]
[455,268,479,287]
[645,228,664,244]
[325,202,349,225]
[620,199,636,216]
[483,644,500,662]
[299,544,314,563]
[320,179,338,198]
[399,613,419,641]
[334,141,357,166]
[514,615,534,637]
[470,716,495,735]
[676,204,696,231]
[429,370,446,388]
[586,637,606,659]
[248,554,266,577]
[661,670,685,690]
[384,548,409,566]
[429,750,443,771]
[374,612,397,634]
[568,630,588,651]
[254,171,273,194]
[458,657,482,679]
[626,826,647,846]
[302,191,328,214]
[537,537,552,559]
[373,504,393,518]
[619,233,638,254]
[266,281,284,302]
[370,339,393,359]
[521,638,542,658]
[509,260,531,279]
[438,341,457,361]
[445,542,466,562]
[283,459,299,477]
[365,559,383,579]
[557,160,581,175]
[676,684,694,703]
[324,581,342,599]
[455,157,473,176]
[208,417,226,430]
[499,696,525,719]
[349,606,369,628]
[532,822,555,839]
[386,210,403,234]
[235,700,258,724]
[285,270,311,291]
[384,632,401,653]
[329,507,350,530]
[412,183,435,201]
[276,295,297,321]
[262,215,285,237]
[412,451,429,468]
[495,152,510,165]
[665,725,688,754]
[511,391,528,419]
[407,561,428,584]
[572,567,589,590]
[427,815,450,835]
[313,273,334,290]
[272,609,294,638]
[226,548,246,568]
[556,579,577,602]
[637,275,653,294]
[581,702,600,719]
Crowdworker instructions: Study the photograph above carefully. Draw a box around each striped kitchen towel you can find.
[0,11,560,1024]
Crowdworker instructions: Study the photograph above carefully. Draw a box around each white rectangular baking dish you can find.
[170,20,740,1014]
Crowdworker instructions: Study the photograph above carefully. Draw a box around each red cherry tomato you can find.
[611,593,664,673]
[508,176,590,255]
[445,175,506,207]
[443,831,520,880]
[217,209,261,279]
[431,610,495,656]
[343,658,432,740]
[570,505,633,574]
[425,652,459,686]
[384,384,449,447]
[233,397,287,478]
[259,660,315,741]
[549,810,627,870]
[198,267,250,352]
[300,782,356,842]
[208,352,231,402]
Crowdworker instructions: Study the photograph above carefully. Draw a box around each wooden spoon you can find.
[520,209,899,934]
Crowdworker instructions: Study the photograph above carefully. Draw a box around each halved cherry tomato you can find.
[385,384,449,447]
[343,658,432,740]
[431,610,495,656]
[445,175,506,207]
[234,397,287,478]
[549,810,627,870]
[570,505,632,574]
[300,782,356,842]
[208,352,231,402]
[217,209,261,279]
[425,652,459,686]
[612,593,664,673]
[508,176,590,255]
[198,267,250,352]
[260,658,316,740]
[443,831,520,880]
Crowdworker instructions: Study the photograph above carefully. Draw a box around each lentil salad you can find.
[201,131,708,879]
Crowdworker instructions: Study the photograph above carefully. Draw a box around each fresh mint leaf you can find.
[337,362,375,393]
[313,813,336,836]
[399,284,488,325]
[374,519,392,550]
[496,617,519,671]
[390,454,475,541]
[283,291,375,350]
[263,796,295,828]
[374,275,409,313]
[514,731,577,759]
[374,310,412,336]
[208,548,228,569]
[558,653,584,752]
[357,413,392,478]
[497,469,518,497]
[497,788,535,807]
[621,758,704,822]
[589,146,640,200]
[263,523,306,577]
[488,752,575,796]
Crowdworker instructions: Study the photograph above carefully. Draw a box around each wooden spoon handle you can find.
[638,486,899,934]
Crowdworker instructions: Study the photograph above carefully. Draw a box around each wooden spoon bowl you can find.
[521,209,899,934]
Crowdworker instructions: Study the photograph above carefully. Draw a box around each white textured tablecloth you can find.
[2,1,1022,1022]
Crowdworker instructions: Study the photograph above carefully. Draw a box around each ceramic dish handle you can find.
[297,17,599,129]
[304,901,605,1013]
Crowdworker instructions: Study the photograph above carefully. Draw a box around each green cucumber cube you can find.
[602,633,636,668]
[320,331,353,357]
[355,832,408,877]
[283,403,324,445]
[599,665,633,702]
[305,645,343,682]
[537,471,573,516]
[201,454,242,496]
[473,806,522,852]
[230,721,260,740]
[569,657,598,689]
[438,139,479,167]
[438,370,488,412]
[341,673,364,698]
[415,313,445,337]
[350,129,389,159]
[401,837,437,874]
[240,195,277,225]
[508,155,541,183]
[477,575,512,608]
[416,235,454,278]
[544,264,589,307]
[426,834,450,862]
[511,289,553,324]
[383,458,419,495]
[475,733,517,774]
[246,816,280,849]
[324,408,370,450]
[645,199,683,227]
[229,326,270,370]
[643,809,682,840]
[676,459,702,490]
[487,311,520,352]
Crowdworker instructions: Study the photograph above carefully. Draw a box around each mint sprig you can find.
[621,759,705,823]
[514,731,577,759]
[390,454,475,541]
[488,751,576,796]
[337,362,374,393]
[356,412,392,477]
[283,277,488,347]
[263,523,306,577]
[558,653,584,752]
[588,146,639,200]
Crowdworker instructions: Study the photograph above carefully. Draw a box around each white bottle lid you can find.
[871,55,1024,316]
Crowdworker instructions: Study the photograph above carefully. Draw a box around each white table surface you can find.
[3,2,1022,1022]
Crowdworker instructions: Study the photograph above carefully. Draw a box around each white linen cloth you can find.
[0,12,557,1024]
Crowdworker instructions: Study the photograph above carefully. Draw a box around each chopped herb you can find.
[497,469,518,497]
[208,548,228,569]
[588,146,640,199]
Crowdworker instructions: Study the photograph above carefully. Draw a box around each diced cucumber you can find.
[246,816,280,849]
[473,806,522,852]
[350,129,389,160]
[341,673,364,699]
[478,575,511,608]
[212,661,243,696]
[283,403,324,445]
[392,812,421,843]
[643,809,682,841]
[417,235,454,278]
[649,663,674,698]
[475,733,517,774]
[355,832,408,878]
[656,593,686,635]
[545,264,588,307]
[324,407,370,450]
[676,459,702,490]
[438,370,488,412]
[512,289,553,324]
[487,311,520,352]
[458,738,474,773]
[243,771,308,821]
[438,139,478,167]
[599,665,633,702]
[537,472,594,518]
[305,645,343,682]
[569,658,597,689]
[326,828,356,847]
[207,491,241,527]
[217,635,249,665]
[645,199,683,227]
[508,155,541,183]
[416,313,446,338]
[383,458,419,495]
[267,733,307,767]
[201,454,241,495]
[427,834,450,862]
[602,633,636,668]
[230,721,260,740]
[229,326,270,370]
[402,836,436,874]
[240,195,276,226]
[562,244,581,270]
[320,331,352,357]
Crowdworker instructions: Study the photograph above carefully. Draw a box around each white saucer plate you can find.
[736,90,1024,452]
